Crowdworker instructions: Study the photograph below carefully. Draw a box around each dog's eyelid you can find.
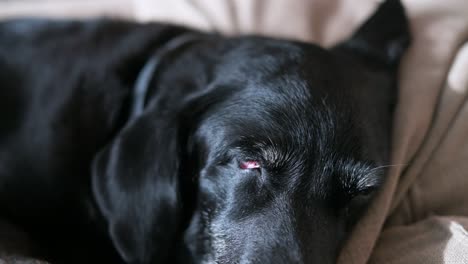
[239,160,261,170]
[356,185,377,196]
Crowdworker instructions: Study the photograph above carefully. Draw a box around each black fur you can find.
[0,0,410,263]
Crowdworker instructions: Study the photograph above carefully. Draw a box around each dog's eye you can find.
[345,186,378,228]
[350,186,377,201]
[239,160,261,170]
[357,186,376,197]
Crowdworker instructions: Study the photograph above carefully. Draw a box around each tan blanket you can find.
[1,1,467,263]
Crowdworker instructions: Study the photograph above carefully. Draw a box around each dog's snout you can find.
[210,220,304,264]
[206,195,344,264]
[202,196,340,264]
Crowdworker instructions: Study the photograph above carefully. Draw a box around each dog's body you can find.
[0,1,409,263]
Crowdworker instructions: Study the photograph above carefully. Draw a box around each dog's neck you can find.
[130,33,200,119]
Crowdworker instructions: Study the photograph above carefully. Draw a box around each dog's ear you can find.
[91,105,191,263]
[337,0,410,68]
[331,0,411,166]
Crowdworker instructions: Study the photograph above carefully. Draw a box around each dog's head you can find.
[92,1,410,263]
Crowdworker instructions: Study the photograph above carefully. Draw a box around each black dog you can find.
[0,0,409,263]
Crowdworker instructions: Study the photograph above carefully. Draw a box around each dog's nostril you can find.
[239,160,261,170]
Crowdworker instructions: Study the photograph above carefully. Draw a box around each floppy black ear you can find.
[337,0,410,68]
[91,107,188,263]
[330,0,411,166]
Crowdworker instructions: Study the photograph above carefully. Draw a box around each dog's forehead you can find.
[214,38,339,88]
[196,72,379,200]
[201,82,359,160]
[197,40,367,171]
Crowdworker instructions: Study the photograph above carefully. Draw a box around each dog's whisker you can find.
[369,163,408,173]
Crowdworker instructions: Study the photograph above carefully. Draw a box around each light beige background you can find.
[1,1,468,263]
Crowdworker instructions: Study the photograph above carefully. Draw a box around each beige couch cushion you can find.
[1,1,468,263]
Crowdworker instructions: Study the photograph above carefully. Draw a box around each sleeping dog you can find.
[0,0,410,263]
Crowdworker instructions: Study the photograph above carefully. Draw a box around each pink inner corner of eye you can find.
[240,161,261,169]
